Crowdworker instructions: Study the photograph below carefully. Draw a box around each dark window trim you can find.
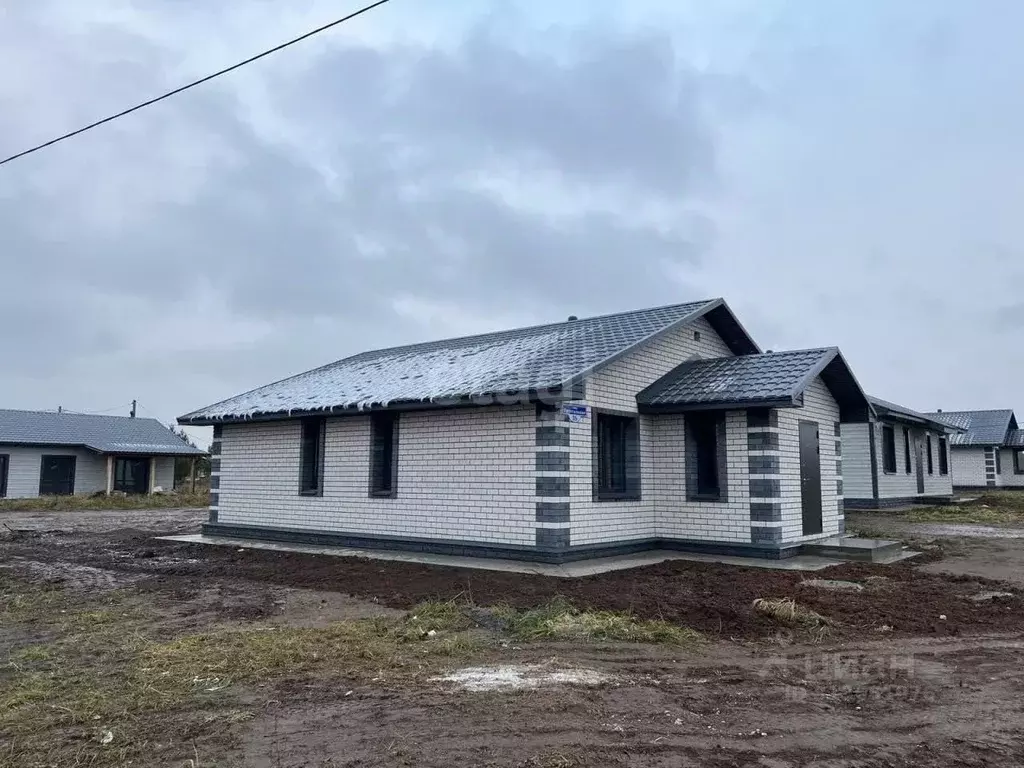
[592,408,641,502]
[938,436,949,475]
[0,453,8,498]
[1014,449,1024,475]
[298,417,326,496]
[113,455,152,494]
[926,434,934,475]
[995,449,1002,475]
[368,412,399,498]
[686,410,727,502]
[902,426,912,474]
[881,425,897,474]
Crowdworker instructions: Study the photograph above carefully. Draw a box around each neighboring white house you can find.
[180,298,875,563]
[923,409,1023,490]
[0,409,205,499]
[840,397,958,509]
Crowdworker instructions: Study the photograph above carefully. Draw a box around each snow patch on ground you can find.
[434,664,614,692]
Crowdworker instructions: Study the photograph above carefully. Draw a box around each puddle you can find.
[434,664,614,692]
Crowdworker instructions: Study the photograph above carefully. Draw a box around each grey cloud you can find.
[993,303,1024,330]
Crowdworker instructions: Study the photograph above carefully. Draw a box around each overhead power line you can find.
[0,0,393,167]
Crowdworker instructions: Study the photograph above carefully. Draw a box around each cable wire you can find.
[0,0,393,167]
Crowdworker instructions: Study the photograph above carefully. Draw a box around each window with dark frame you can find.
[691,413,722,498]
[0,454,8,498]
[926,434,934,474]
[902,427,911,473]
[882,425,897,473]
[1014,449,1024,475]
[595,412,640,500]
[299,417,326,495]
[369,412,399,497]
[939,437,949,475]
[995,449,1002,475]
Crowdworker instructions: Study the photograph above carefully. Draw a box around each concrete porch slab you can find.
[156,534,848,577]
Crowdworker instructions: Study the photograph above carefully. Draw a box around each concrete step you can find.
[800,536,904,563]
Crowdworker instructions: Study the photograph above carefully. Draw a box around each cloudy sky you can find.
[2,0,1022,446]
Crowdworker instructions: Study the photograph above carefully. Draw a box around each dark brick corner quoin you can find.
[535,501,570,523]
[746,408,779,429]
[750,526,783,544]
[535,451,570,472]
[536,425,570,447]
[747,431,780,451]
[536,476,570,497]
[535,527,570,551]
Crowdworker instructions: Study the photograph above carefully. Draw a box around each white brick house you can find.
[840,397,957,509]
[179,299,873,562]
[922,409,1023,490]
[0,409,204,499]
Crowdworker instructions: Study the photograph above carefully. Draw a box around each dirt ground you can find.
[3,507,1024,767]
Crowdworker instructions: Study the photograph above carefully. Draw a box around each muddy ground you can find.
[2,507,1024,767]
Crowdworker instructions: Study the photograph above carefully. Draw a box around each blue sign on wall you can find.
[562,405,589,423]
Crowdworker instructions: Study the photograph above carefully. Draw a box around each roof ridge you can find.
[0,407,161,424]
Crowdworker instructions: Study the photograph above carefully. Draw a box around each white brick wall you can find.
[568,317,738,546]
[951,447,991,487]
[777,378,842,542]
[0,446,107,499]
[216,405,537,545]
[998,448,1024,487]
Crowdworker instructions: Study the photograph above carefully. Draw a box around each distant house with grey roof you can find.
[923,409,1023,490]
[179,298,873,563]
[0,409,204,499]
[840,397,959,509]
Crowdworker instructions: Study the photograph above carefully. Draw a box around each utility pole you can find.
[57,405,62,414]
[130,400,137,419]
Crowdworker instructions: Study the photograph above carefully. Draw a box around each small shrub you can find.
[753,597,834,629]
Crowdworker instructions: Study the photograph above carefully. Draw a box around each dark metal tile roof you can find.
[638,348,839,409]
[1008,429,1024,448]
[922,409,1018,446]
[867,396,955,432]
[0,409,204,455]
[182,299,761,423]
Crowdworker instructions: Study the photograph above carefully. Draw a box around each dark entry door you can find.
[114,457,150,494]
[0,454,8,498]
[799,421,823,535]
[39,455,76,496]
[914,433,925,493]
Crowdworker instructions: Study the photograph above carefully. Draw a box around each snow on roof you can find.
[180,299,734,423]
[0,409,204,455]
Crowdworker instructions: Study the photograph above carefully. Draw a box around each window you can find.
[902,427,911,473]
[369,412,399,497]
[595,412,640,500]
[926,434,933,474]
[686,412,726,501]
[939,437,949,475]
[1014,449,1024,475]
[0,454,8,498]
[299,417,326,495]
[995,449,1002,475]
[114,457,150,494]
[882,425,897,473]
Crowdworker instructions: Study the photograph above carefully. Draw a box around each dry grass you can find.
[753,597,834,631]
[0,584,484,767]
[0,490,209,512]
[906,492,1024,525]
[496,597,703,646]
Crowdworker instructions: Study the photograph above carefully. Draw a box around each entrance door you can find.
[0,454,8,498]
[39,455,76,496]
[799,421,823,535]
[914,433,925,493]
[114,458,150,494]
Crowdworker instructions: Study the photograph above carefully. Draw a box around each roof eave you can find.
[637,396,798,414]
[789,348,874,423]
[178,386,571,426]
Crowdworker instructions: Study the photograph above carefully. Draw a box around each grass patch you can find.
[496,597,702,646]
[905,503,1024,525]
[0,579,487,767]
[753,597,834,631]
[0,490,209,512]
